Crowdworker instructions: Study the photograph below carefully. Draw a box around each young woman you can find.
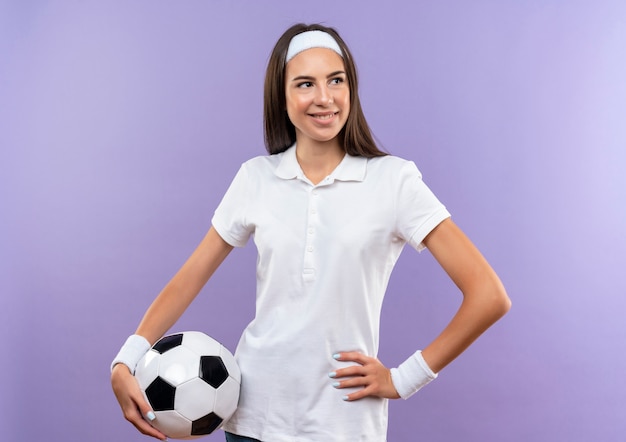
[111,23,511,442]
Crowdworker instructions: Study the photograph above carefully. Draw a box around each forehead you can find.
[285,47,346,76]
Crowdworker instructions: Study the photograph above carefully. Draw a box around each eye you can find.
[329,77,345,86]
[297,81,314,88]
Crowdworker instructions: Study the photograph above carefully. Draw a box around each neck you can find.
[295,138,345,185]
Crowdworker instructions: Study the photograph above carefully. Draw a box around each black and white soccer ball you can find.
[135,331,241,439]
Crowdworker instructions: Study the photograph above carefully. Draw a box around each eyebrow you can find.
[291,70,346,82]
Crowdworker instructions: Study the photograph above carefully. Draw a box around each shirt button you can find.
[307,246,314,252]
[308,228,314,234]
[311,209,317,214]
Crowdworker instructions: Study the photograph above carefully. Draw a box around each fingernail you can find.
[146,411,156,421]
[332,382,340,388]
[333,353,341,360]
[342,395,349,401]
[328,371,336,378]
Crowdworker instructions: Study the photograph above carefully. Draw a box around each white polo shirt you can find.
[212,145,450,441]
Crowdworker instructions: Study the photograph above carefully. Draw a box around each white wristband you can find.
[390,350,438,399]
[110,334,151,374]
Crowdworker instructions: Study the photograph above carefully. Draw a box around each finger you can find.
[123,403,167,440]
[343,386,375,401]
[332,375,371,390]
[136,419,168,441]
[331,356,382,379]
[112,365,167,440]
[119,386,167,439]
[131,398,168,440]
[336,378,401,401]
[329,365,366,379]
[334,351,371,364]
[335,377,379,401]
[132,389,156,424]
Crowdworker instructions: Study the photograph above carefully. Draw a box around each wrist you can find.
[110,334,151,374]
[390,350,438,399]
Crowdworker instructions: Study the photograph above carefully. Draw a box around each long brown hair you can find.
[264,23,387,158]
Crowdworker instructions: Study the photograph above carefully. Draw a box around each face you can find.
[284,47,350,148]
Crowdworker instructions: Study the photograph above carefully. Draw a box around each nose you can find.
[314,84,333,106]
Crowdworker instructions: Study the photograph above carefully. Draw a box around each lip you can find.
[308,111,339,124]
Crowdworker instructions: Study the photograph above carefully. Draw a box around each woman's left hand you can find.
[330,352,401,401]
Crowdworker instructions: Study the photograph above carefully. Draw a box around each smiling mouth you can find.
[309,112,338,120]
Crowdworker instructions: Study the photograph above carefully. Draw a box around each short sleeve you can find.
[395,161,451,252]
[211,164,254,247]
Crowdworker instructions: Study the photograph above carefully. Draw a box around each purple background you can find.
[1,1,625,441]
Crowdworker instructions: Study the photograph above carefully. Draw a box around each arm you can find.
[333,218,510,400]
[134,226,234,344]
[419,218,511,372]
[111,226,234,440]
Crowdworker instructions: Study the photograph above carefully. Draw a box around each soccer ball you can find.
[135,331,241,439]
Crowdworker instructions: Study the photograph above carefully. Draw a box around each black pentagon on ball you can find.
[191,412,223,435]
[152,333,184,354]
[145,377,176,411]
[199,356,229,388]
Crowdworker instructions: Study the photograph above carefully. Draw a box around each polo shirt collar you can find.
[275,144,367,183]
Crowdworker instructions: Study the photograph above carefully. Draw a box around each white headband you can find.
[286,30,343,62]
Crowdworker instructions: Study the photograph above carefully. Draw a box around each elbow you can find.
[467,276,510,323]
[490,281,511,320]
[497,289,512,318]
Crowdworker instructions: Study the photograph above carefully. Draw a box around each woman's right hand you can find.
[110,228,233,440]
[111,363,168,440]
